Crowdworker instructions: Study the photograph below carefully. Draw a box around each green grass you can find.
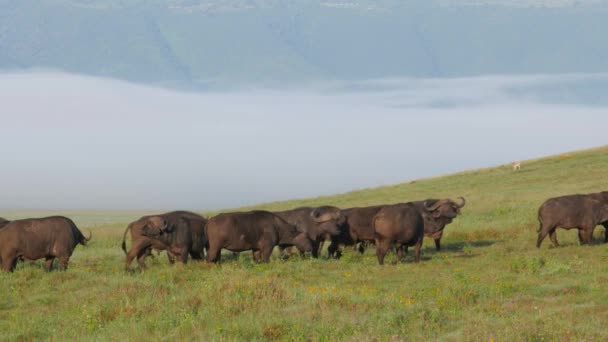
[1,146,608,341]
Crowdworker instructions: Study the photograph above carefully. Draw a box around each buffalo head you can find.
[310,206,345,236]
[423,197,465,227]
[141,216,170,237]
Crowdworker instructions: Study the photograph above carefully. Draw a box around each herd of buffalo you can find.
[0,190,607,272]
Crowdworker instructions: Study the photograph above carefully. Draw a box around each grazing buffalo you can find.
[121,211,208,271]
[537,195,608,248]
[0,217,9,228]
[327,205,385,258]
[206,210,313,263]
[586,191,608,242]
[274,206,345,257]
[0,216,91,272]
[373,203,424,265]
[412,197,466,251]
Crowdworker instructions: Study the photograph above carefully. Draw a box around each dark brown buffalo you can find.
[0,217,9,228]
[412,197,466,251]
[586,191,608,242]
[137,213,206,262]
[121,211,207,270]
[206,210,313,263]
[0,216,91,272]
[537,194,608,248]
[373,203,424,265]
[274,206,345,257]
[327,205,385,258]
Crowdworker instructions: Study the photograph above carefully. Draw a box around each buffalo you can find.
[412,197,466,251]
[0,217,9,228]
[121,211,208,271]
[274,206,345,258]
[206,210,313,263]
[0,216,91,272]
[537,194,608,248]
[373,203,424,265]
[326,205,385,258]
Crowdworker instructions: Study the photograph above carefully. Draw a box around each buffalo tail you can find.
[121,223,132,255]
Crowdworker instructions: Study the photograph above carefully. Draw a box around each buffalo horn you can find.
[424,199,448,211]
[455,197,466,208]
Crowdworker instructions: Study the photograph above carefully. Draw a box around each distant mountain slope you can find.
[1,0,608,86]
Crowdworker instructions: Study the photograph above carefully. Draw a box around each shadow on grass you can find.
[425,240,499,253]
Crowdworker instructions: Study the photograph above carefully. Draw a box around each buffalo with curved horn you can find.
[274,206,345,258]
[412,197,466,251]
[121,211,208,271]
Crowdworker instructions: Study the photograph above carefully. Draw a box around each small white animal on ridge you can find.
[512,162,521,171]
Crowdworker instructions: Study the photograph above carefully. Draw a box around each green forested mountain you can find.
[1,0,608,86]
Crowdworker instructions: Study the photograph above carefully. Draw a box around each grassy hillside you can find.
[1,146,608,341]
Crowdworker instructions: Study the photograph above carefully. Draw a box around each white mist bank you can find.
[1,72,607,210]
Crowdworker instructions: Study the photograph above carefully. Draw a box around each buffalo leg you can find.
[136,249,151,270]
[603,223,608,243]
[536,224,554,248]
[125,241,148,270]
[206,244,221,263]
[1,255,17,272]
[582,228,594,245]
[350,234,359,253]
[58,256,69,271]
[44,257,55,272]
[375,238,390,265]
[189,251,203,261]
[166,251,176,264]
[311,241,320,258]
[395,243,404,262]
[327,239,341,259]
[549,230,559,247]
[587,229,594,244]
[357,241,367,254]
[178,249,189,264]
[253,250,261,263]
[142,247,153,260]
[261,246,273,263]
[414,235,423,263]
[434,238,441,251]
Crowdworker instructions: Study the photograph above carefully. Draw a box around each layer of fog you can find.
[1,71,607,210]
